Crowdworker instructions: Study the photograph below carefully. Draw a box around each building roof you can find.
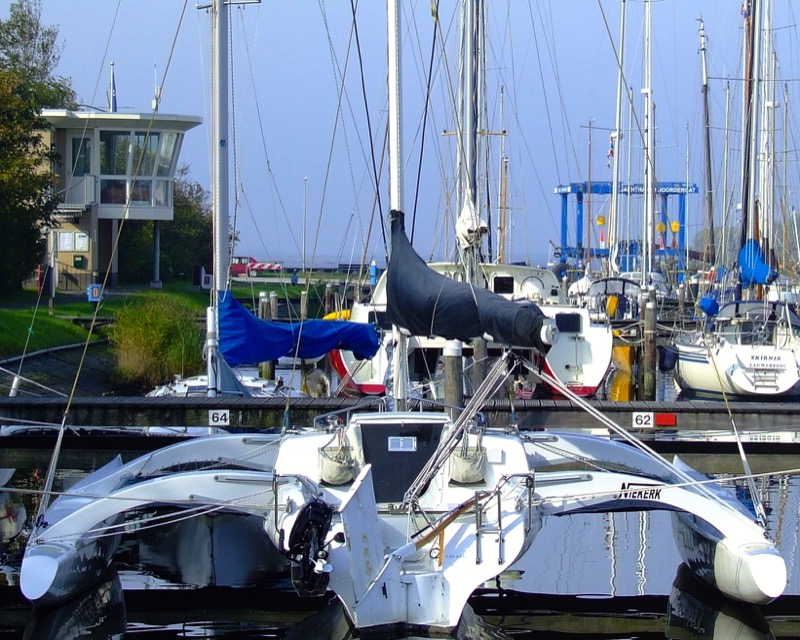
[41,108,202,132]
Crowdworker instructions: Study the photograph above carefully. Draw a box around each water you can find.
[2,447,800,638]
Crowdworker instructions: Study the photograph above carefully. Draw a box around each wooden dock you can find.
[1,395,798,454]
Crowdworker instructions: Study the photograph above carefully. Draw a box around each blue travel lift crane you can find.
[553,181,698,281]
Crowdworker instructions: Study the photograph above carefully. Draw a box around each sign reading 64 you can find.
[209,409,230,426]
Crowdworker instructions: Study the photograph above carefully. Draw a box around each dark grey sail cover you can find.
[386,210,552,353]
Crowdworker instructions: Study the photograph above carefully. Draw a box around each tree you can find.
[0,0,76,108]
[0,0,75,292]
[0,70,57,292]
[163,167,213,279]
[118,166,213,283]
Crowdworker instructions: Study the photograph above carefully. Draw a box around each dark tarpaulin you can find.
[218,294,380,366]
[386,210,552,353]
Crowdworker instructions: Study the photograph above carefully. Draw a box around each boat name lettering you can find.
[615,482,661,500]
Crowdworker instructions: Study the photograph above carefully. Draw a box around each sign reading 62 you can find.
[632,412,653,428]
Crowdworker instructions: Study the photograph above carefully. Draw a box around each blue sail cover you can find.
[738,239,777,287]
[698,294,719,317]
[218,294,379,366]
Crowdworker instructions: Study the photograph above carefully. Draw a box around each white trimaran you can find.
[20,1,785,633]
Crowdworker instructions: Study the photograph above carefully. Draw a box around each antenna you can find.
[109,61,117,112]
[152,62,161,112]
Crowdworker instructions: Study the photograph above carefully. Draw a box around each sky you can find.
[12,1,800,270]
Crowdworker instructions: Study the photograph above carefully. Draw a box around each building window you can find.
[98,129,182,207]
[71,137,91,177]
[100,178,126,204]
[156,132,177,177]
[132,131,159,176]
[100,131,130,175]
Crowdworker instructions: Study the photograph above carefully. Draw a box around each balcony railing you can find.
[58,175,96,209]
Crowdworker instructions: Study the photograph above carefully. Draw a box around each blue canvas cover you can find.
[218,294,379,366]
[738,239,777,287]
[698,294,719,317]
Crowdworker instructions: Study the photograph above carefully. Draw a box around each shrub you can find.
[109,296,204,387]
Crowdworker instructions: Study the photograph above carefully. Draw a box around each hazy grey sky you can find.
[21,1,800,268]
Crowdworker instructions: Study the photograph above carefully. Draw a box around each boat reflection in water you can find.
[116,509,290,587]
[667,563,773,640]
[24,568,125,640]
[13,563,776,639]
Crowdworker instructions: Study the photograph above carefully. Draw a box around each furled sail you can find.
[219,294,380,366]
[386,210,554,353]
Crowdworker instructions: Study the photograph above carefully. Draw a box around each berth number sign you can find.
[209,409,230,426]
[632,412,653,428]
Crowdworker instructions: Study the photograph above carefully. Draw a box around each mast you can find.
[721,81,731,268]
[608,0,626,275]
[699,19,715,265]
[642,0,655,278]
[586,120,592,264]
[205,0,230,397]
[496,86,508,263]
[456,0,484,287]
[388,0,408,408]
[497,155,509,263]
[737,0,762,299]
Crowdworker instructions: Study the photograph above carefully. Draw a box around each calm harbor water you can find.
[1,446,800,638]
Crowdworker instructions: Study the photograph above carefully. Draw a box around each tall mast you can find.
[699,19,716,265]
[737,0,762,299]
[456,0,483,287]
[388,0,407,408]
[211,0,229,296]
[206,0,230,397]
[642,0,655,278]
[608,0,626,275]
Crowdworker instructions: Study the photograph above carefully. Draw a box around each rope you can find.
[520,358,746,516]
[34,0,196,526]
[403,351,514,506]
[698,323,768,527]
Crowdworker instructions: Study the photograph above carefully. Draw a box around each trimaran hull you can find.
[21,423,785,629]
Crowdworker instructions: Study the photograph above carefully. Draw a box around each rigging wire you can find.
[34,0,192,526]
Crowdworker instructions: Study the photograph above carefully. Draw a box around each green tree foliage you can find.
[109,296,204,388]
[164,167,213,279]
[118,166,213,283]
[0,0,76,292]
[0,70,57,292]
[0,0,76,108]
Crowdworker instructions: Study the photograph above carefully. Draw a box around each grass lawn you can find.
[0,279,334,360]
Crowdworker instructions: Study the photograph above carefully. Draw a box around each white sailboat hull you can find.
[330,263,612,397]
[673,338,800,398]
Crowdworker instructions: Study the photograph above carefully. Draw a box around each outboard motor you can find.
[283,499,334,596]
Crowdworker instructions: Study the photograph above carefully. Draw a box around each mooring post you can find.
[444,340,464,421]
[269,291,279,319]
[258,291,275,381]
[300,291,312,382]
[325,283,333,316]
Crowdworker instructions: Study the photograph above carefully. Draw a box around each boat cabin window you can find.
[492,276,515,295]
[555,313,582,334]
[358,419,446,502]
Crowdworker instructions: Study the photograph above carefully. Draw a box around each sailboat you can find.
[19,0,786,634]
[329,1,612,399]
[668,0,800,399]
